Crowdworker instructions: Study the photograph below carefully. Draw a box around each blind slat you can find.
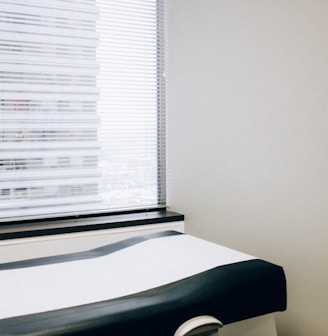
[0,23,97,39]
[1,63,97,75]
[0,0,98,16]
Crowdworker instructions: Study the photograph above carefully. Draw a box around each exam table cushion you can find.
[0,231,287,336]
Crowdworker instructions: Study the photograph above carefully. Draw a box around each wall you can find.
[167,1,328,335]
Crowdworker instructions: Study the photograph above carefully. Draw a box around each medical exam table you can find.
[0,231,286,335]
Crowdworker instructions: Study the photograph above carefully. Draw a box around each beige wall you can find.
[167,1,328,335]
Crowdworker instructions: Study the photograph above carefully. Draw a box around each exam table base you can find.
[175,313,276,336]
[220,313,277,336]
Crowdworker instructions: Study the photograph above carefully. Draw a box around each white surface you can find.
[0,221,184,263]
[0,234,255,320]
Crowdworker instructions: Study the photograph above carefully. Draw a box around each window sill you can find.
[0,210,184,241]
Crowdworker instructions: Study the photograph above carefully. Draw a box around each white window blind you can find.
[0,0,166,222]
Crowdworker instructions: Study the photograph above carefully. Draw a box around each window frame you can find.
[0,0,169,233]
[0,209,184,240]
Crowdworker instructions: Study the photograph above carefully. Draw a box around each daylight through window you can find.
[0,0,166,222]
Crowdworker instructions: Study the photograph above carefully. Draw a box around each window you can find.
[0,0,166,223]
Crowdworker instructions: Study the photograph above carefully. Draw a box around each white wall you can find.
[167,1,328,335]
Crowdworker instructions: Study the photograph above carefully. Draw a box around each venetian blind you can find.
[0,0,166,222]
